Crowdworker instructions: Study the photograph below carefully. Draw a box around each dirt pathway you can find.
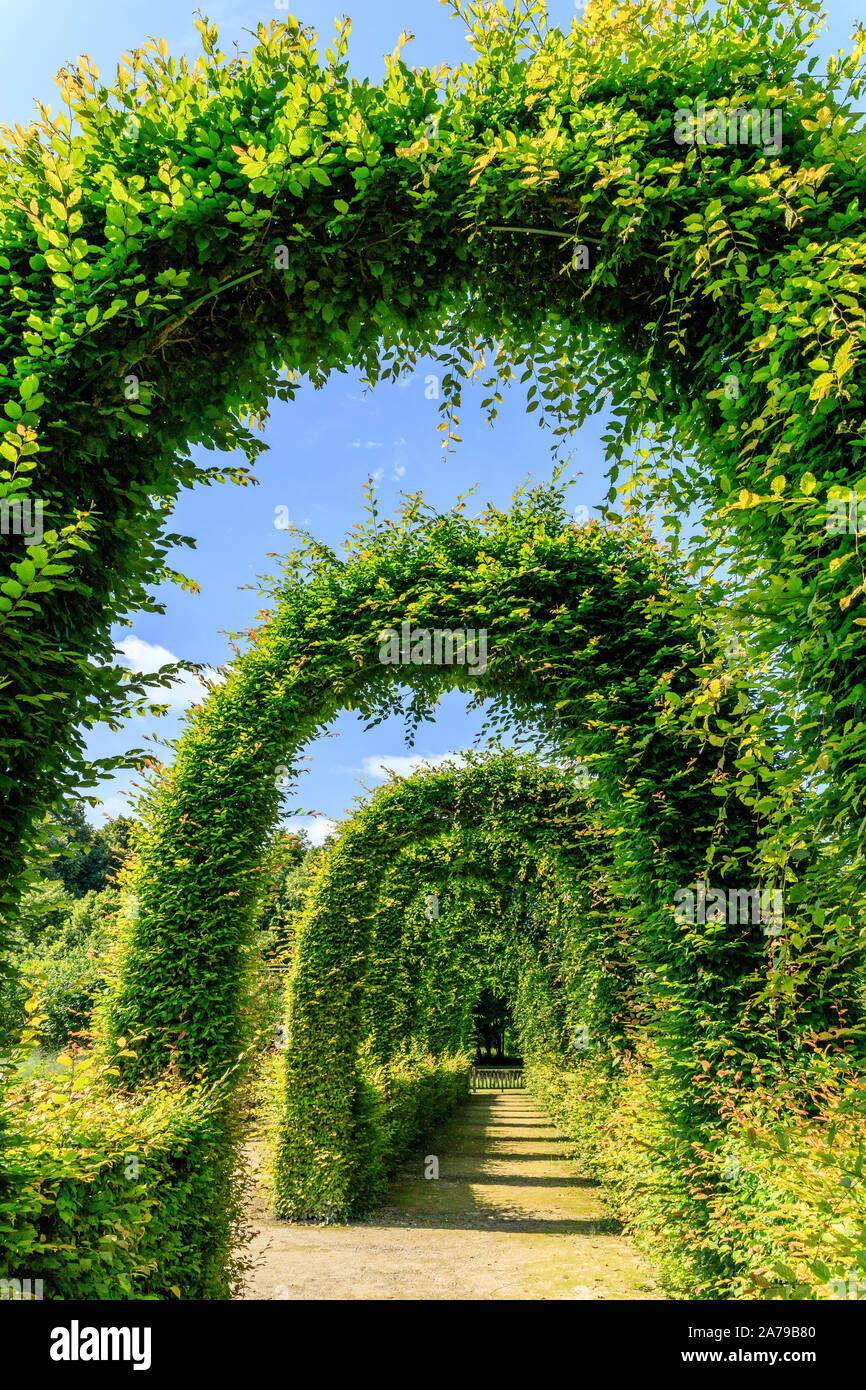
[240,1090,662,1300]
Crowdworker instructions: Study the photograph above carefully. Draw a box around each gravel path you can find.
[240,1090,663,1300]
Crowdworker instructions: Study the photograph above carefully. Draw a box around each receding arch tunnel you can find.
[101,492,761,1095]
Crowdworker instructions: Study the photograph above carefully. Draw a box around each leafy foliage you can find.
[2,0,866,1298]
[18,888,117,1052]
[99,488,765,1083]
[3,0,866,965]
[0,1025,245,1299]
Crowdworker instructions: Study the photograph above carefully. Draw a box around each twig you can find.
[489,223,601,244]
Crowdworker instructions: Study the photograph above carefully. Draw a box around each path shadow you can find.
[359,1092,624,1237]
[435,1173,598,1188]
[364,1208,623,1236]
[460,1121,554,1129]
[444,1152,576,1162]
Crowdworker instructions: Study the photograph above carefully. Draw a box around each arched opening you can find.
[3,0,862,943]
[100,490,763,1091]
[84,487,811,1262]
[272,749,621,1218]
[4,1,864,1303]
[473,991,518,1065]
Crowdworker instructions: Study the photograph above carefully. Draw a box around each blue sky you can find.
[4,0,862,842]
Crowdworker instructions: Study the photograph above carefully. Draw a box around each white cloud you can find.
[349,439,383,449]
[393,464,406,480]
[360,751,467,781]
[308,817,337,846]
[284,814,337,847]
[115,635,210,710]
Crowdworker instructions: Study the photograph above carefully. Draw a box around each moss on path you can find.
[240,1090,663,1300]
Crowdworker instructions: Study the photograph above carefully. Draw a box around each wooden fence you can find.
[469,1066,525,1092]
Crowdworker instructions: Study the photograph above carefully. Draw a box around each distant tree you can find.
[93,815,138,885]
[37,804,137,897]
[258,830,320,960]
[473,989,514,1062]
[14,879,75,949]
[2,882,119,1049]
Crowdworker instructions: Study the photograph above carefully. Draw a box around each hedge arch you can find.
[4,0,866,1299]
[101,490,777,1098]
[90,487,862,1270]
[3,0,866,952]
[347,803,625,1065]
[273,751,624,1218]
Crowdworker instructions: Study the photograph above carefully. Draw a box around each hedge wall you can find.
[0,1046,243,1299]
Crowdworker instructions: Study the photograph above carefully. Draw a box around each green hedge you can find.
[270,753,632,1222]
[0,1053,243,1300]
[526,1054,866,1301]
[706,1072,866,1301]
[526,1054,734,1297]
[2,0,865,962]
[356,1050,471,1207]
[274,1049,469,1221]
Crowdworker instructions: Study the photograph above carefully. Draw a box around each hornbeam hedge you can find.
[273,752,620,1218]
[86,487,856,1295]
[6,487,864,1296]
[2,0,866,1300]
[99,489,772,1093]
[271,747,863,1294]
[2,0,866,963]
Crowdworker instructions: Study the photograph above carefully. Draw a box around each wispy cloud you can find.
[360,751,467,780]
[349,439,383,449]
[284,814,338,847]
[308,817,337,846]
[115,635,210,710]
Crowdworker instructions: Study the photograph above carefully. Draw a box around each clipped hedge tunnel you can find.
[3,0,866,950]
[3,0,866,1301]
[7,486,858,1293]
[273,752,620,1219]
[99,493,768,1095]
[92,491,808,1250]
[8,487,792,1295]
